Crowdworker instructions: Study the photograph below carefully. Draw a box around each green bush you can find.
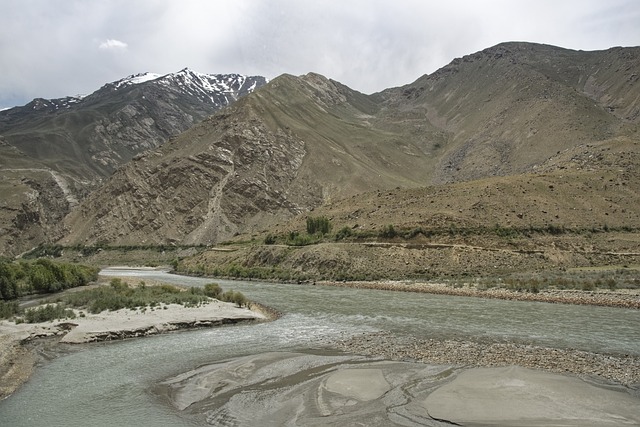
[219,290,247,307]
[335,226,353,241]
[231,291,247,307]
[3,259,100,296]
[204,283,222,299]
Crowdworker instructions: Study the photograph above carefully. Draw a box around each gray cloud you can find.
[1,0,639,108]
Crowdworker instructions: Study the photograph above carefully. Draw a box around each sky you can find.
[1,0,639,109]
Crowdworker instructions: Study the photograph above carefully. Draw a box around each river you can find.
[1,268,639,426]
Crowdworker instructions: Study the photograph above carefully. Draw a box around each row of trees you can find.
[306,216,332,235]
[0,258,99,300]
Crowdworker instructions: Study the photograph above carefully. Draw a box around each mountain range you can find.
[1,42,639,262]
[0,70,266,254]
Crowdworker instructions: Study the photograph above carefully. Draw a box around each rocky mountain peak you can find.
[0,68,268,255]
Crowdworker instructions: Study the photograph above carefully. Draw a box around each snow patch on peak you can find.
[128,72,162,85]
[112,72,162,89]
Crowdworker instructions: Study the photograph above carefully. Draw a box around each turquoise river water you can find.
[1,268,639,426]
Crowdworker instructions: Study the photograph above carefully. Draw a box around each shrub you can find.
[289,234,316,246]
[231,291,248,308]
[188,287,204,295]
[335,226,353,241]
[221,290,236,303]
[379,224,397,239]
[219,290,247,307]
[204,283,222,299]
[110,278,129,292]
[158,284,181,294]
[581,281,596,291]
[494,224,519,238]
[0,300,21,319]
[404,227,425,239]
[23,304,76,323]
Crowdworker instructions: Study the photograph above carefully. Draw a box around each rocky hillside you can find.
[59,42,640,249]
[179,137,640,281]
[0,70,266,255]
[377,42,640,183]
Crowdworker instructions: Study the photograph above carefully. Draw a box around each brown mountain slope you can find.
[181,137,640,281]
[61,73,437,246]
[378,43,639,183]
[60,42,640,248]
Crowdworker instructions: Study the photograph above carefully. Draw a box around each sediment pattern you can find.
[332,331,640,387]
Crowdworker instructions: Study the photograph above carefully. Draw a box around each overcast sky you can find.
[1,0,639,109]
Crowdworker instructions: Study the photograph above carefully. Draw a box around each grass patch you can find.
[0,300,21,320]
[22,304,76,323]
[58,279,249,314]
[2,279,250,323]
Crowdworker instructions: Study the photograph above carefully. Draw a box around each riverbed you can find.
[1,268,639,426]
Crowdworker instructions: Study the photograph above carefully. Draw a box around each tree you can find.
[0,261,20,300]
[306,216,331,235]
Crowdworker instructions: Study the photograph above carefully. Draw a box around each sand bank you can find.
[158,351,640,426]
[0,301,266,400]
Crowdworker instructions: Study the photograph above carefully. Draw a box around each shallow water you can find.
[1,269,639,426]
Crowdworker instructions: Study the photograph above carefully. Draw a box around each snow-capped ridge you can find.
[2,69,267,114]
[153,69,267,106]
[111,72,162,89]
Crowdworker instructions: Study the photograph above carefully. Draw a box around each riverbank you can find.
[0,301,269,400]
[319,280,640,308]
[331,331,640,387]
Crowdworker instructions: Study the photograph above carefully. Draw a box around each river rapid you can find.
[1,268,639,426]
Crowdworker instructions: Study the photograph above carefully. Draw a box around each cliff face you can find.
[62,105,311,245]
